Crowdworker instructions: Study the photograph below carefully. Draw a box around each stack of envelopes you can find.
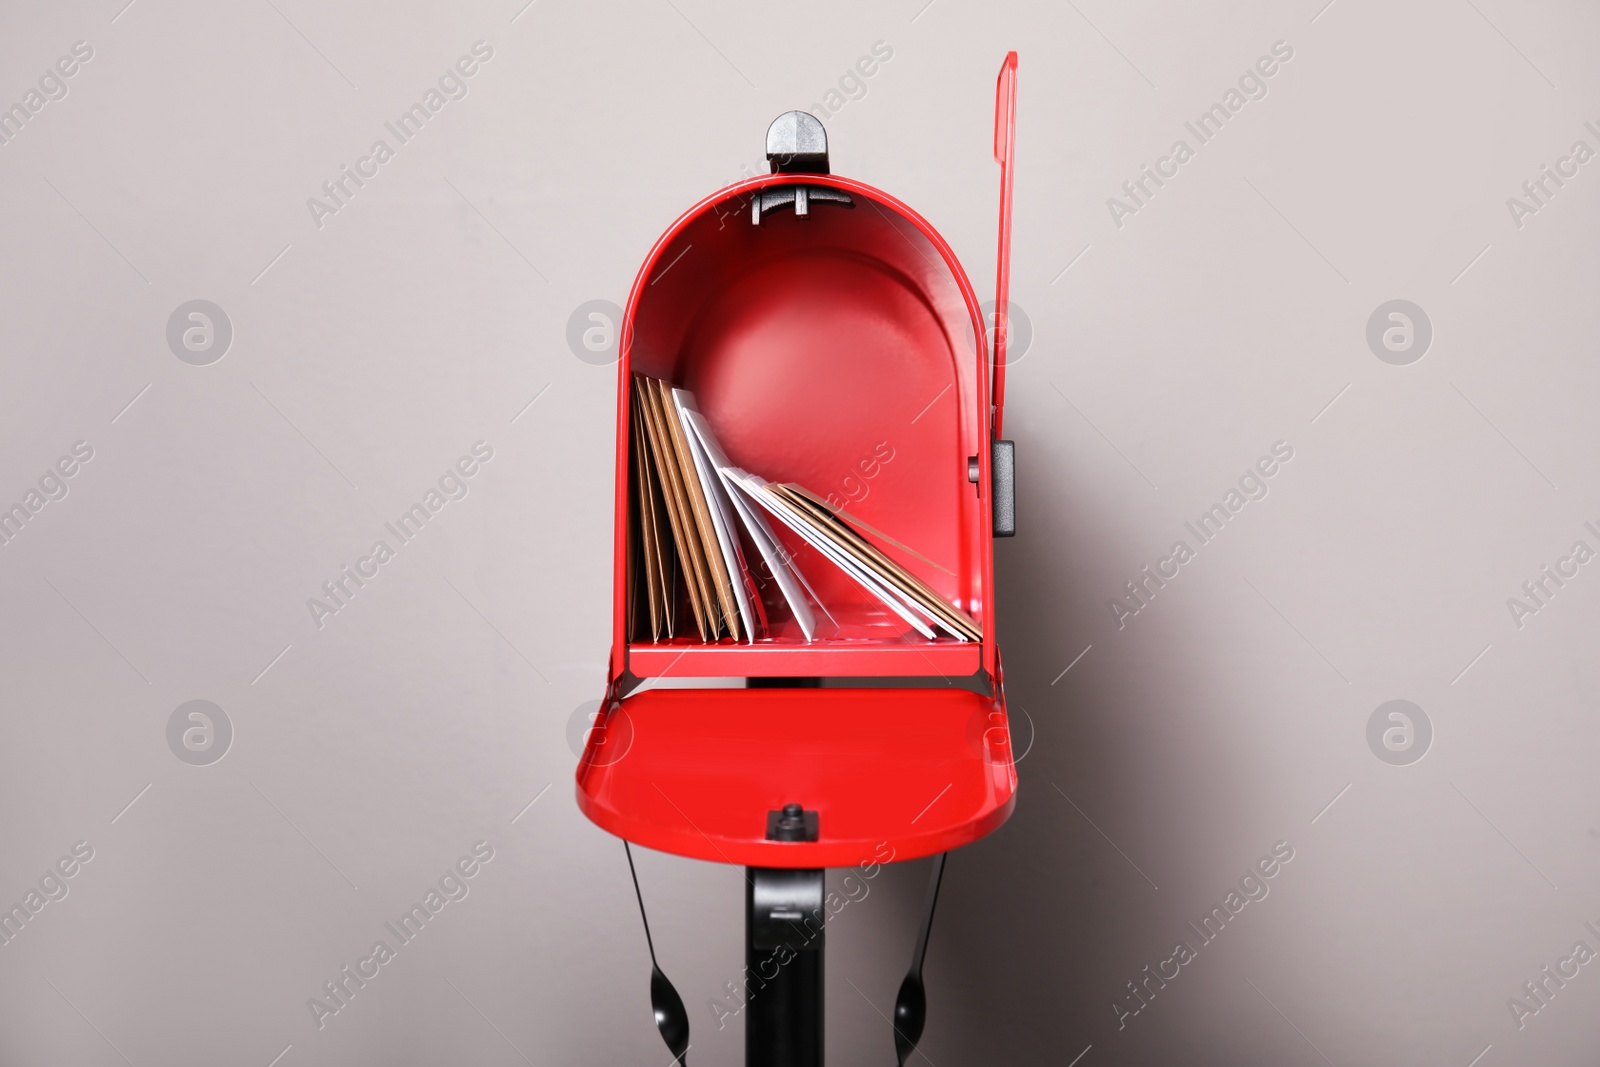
[628,375,980,644]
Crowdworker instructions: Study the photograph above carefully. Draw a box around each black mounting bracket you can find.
[968,440,1017,537]
[991,439,1016,537]
[746,867,825,1067]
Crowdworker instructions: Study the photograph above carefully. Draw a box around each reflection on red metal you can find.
[578,687,1015,868]
[580,54,1020,872]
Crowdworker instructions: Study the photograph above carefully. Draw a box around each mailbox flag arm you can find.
[989,52,1018,537]
[991,51,1017,440]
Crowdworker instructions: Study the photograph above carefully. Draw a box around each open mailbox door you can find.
[577,51,1021,1067]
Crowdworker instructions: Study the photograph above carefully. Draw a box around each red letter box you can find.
[578,53,1020,1066]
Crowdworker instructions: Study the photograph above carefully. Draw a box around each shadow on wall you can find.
[910,440,1280,1066]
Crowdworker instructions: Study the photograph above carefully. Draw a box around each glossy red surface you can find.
[611,173,995,682]
[575,687,1017,867]
[582,55,1021,867]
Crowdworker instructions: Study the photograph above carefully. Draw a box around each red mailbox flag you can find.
[993,51,1018,439]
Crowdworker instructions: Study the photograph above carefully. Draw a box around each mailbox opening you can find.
[614,177,997,682]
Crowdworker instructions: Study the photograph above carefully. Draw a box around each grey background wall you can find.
[1,0,1597,1064]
